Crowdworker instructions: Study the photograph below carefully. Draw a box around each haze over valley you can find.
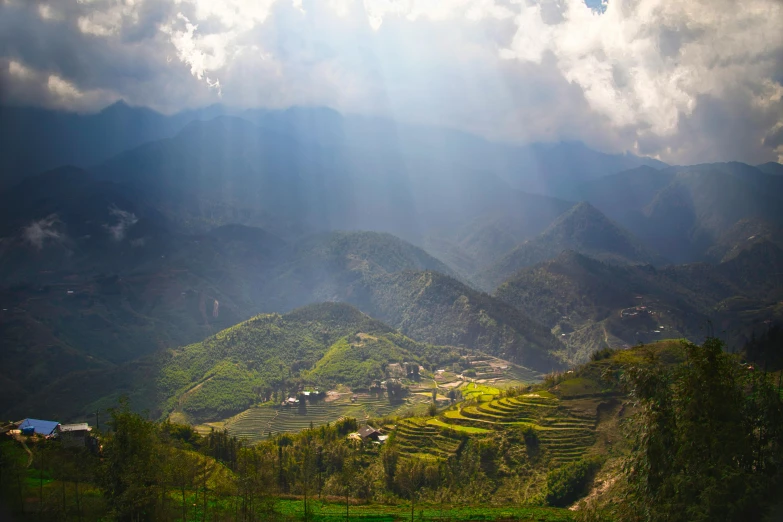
[1,0,782,520]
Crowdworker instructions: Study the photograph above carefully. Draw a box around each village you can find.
[2,418,96,450]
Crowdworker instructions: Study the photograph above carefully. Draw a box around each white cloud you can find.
[23,215,63,249]
[104,206,138,241]
[37,4,60,21]
[48,74,84,100]
[8,59,33,79]
[501,0,783,145]
[76,0,142,36]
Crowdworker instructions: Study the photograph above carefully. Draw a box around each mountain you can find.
[704,218,783,263]
[0,166,175,282]
[256,231,564,369]
[494,244,783,363]
[0,102,228,189]
[422,192,574,277]
[476,202,664,291]
[577,162,783,263]
[355,271,565,370]
[0,220,566,418]
[3,102,665,246]
[258,230,456,311]
[756,162,783,176]
[493,141,668,198]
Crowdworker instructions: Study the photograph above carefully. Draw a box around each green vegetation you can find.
[157,303,460,422]
[3,338,782,521]
[545,456,603,507]
[606,338,783,521]
[494,242,783,364]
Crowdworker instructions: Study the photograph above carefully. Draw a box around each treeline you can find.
[0,402,547,521]
[585,338,783,521]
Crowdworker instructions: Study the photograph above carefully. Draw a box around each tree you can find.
[620,338,783,522]
[98,400,163,521]
[340,445,358,521]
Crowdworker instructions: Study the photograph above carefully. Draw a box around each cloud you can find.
[1,57,118,111]
[0,0,781,163]
[500,0,783,162]
[23,214,63,249]
[104,205,138,241]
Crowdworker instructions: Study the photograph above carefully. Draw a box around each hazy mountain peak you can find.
[756,162,783,176]
[476,201,662,291]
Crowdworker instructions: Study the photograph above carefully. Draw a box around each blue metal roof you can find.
[20,418,60,435]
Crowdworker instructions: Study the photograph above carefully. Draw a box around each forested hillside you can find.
[495,243,783,363]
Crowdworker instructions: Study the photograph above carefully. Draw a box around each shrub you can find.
[520,425,538,447]
[545,456,603,507]
[590,347,616,361]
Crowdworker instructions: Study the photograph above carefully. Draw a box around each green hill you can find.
[155,302,459,422]
[477,202,663,291]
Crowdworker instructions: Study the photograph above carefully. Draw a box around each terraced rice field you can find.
[224,393,432,443]
[393,418,466,460]
[402,391,597,464]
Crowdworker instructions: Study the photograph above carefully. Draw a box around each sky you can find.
[1,0,782,165]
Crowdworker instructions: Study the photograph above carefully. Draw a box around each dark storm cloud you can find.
[0,0,781,163]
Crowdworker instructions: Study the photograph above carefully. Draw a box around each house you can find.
[18,418,60,436]
[58,423,91,448]
[357,426,380,441]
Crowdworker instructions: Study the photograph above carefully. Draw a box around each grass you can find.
[276,499,575,521]
[425,418,490,434]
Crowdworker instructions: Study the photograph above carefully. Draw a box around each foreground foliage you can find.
[616,338,783,522]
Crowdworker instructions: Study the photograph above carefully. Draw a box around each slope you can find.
[258,230,457,311]
[578,162,783,263]
[155,302,459,422]
[422,192,574,277]
[477,202,663,291]
[704,218,783,263]
[256,231,565,371]
[494,245,783,363]
[357,271,566,370]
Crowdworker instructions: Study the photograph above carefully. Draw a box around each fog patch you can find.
[22,214,63,249]
[104,205,138,241]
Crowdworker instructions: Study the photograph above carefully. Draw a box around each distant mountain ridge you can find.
[576,162,783,263]
[494,243,783,363]
[476,201,664,290]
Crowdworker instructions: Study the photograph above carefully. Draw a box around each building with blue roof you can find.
[19,418,60,436]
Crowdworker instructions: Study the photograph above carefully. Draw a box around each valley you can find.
[1,103,782,521]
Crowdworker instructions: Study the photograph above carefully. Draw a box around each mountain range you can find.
[1,102,782,421]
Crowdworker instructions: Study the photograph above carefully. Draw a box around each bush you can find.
[545,456,603,507]
[520,425,538,447]
[590,347,616,361]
